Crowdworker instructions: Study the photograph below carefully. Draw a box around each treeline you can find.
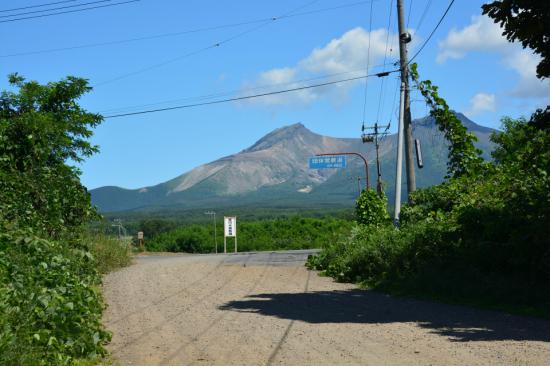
[105,206,354,234]
[0,75,130,365]
[309,73,550,317]
[144,217,353,253]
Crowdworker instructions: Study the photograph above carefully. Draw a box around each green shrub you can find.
[147,217,353,253]
[308,111,550,317]
[355,189,390,227]
[0,74,130,364]
[0,229,110,365]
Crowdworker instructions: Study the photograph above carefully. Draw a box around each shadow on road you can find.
[219,288,550,343]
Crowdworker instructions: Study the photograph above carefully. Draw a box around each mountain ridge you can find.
[90,113,496,213]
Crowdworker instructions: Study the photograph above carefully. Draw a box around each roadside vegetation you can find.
[145,217,353,253]
[309,1,550,317]
[0,74,131,365]
[308,60,549,318]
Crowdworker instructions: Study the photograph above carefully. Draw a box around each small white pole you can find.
[214,212,217,254]
[394,82,406,224]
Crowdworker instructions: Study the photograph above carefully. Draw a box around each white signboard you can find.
[224,217,236,237]
[137,231,144,240]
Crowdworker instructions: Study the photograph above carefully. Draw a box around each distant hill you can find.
[90,113,496,213]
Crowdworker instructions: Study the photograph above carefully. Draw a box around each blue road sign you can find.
[309,156,347,169]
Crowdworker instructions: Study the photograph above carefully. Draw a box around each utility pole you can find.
[362,122,390,196]
[394,82,406,223]
[112,219,126,239]
[396,0,416,195]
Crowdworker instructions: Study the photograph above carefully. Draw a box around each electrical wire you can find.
[375,0,394,123]
[92,44,217,87]
[0,0,114,19]
[0,0,140,24]
[360,0,374,128]
[1,19,270,58]
[0,0,78,13]
[406,0,413,28]
[93,0,323,87]
[99,62,395,114]
[1,0,376,58]
[103,70,399,119]
[414,0,432,32]
[408,0,455,64]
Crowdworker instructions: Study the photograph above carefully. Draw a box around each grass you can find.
[86,232,133,274]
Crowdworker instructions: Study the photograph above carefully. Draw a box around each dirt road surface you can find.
[103,250,550,365]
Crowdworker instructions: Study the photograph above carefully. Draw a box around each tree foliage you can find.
[309,110,550,317]
[482,0,550,79]
[0,75,113,365]
[355,189,390,227]
[310,62,550,316]
[410,63,485,178]
[0,74,102,237]
[146,217,353,253]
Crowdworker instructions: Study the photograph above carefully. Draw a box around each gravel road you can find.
[103,250,550,365]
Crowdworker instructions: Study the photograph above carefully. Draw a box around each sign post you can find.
[223,216,237,253]
[137,231,144,251]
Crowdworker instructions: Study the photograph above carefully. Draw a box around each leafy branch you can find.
[410,63,485,178]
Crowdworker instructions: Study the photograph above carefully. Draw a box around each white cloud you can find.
[437,15,550,99]
[241,27,399,106]
[299,28,393,74]
[437,15,507,63]
[465,93,496,117]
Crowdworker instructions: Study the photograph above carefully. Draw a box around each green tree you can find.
[0,74,102,236]
[482,1,550,79]
[1,75,111,365]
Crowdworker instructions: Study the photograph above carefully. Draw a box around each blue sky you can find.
[2,0,548,189]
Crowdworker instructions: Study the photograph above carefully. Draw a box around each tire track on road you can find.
[110,256,226,326]
[113,255,248,352]
[161,253,276,366]
[214,265,303,366]
[266,269,311,366]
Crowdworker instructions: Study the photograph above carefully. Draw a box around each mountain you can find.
[90,113,496,213]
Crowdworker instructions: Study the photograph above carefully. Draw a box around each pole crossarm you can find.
[316,152,370,189]
[362,122,390,196]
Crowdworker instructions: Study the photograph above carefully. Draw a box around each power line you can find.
[0,0,140,24]
[92,44,217,87]
[280,0,322,17]
[92,0,324,87]
[406,0,413,28]
[103,70,398,119]
[375,0,394,123]
[408,0,455,64]
[414,0,432,32]
[99,62,395,114]
[0,0,78,13]
[0,19,268,58]
[0,0,113,19]
[360,0,374,127]
[0,0,376,58]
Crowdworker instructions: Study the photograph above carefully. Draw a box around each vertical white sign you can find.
[224,216,236,237]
